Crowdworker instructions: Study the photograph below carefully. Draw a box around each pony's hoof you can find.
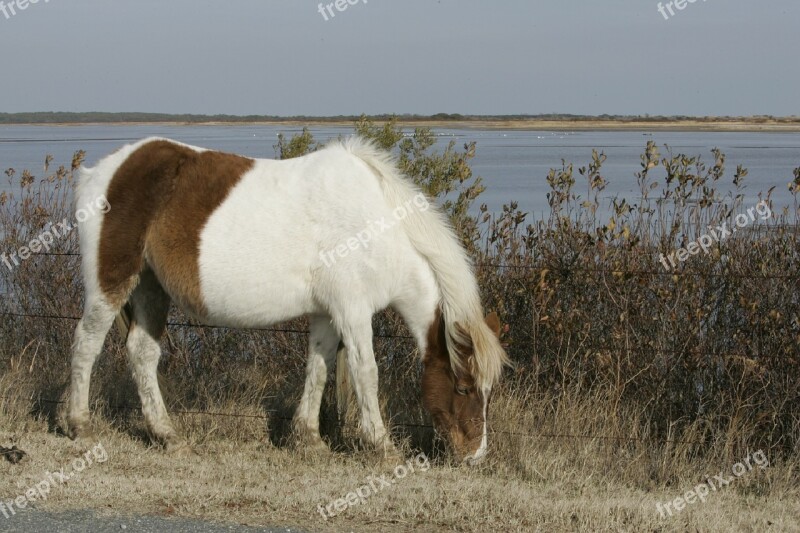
[307,439,331,454]
[164,438,197,457]
[292,433,331,455]
[66,421,95,442]
[374,442,403,465]
[381,450,403,465]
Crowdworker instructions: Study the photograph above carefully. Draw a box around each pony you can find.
[67,136,510,464]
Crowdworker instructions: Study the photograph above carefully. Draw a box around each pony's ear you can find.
[484,312,501,337]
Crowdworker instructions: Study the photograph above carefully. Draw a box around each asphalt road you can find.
[0,509,309,533]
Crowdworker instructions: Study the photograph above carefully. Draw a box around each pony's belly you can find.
[195,194,320,327]
[198,270,319,327]
[196,235,320,327]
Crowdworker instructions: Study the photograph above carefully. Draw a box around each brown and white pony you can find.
[67,137,510,464]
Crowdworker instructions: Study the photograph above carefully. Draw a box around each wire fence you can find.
[14,251,800,280]
[2,249,798,451]
[1,250,797,366]
[0,309,796,360]
[5,394,707,448]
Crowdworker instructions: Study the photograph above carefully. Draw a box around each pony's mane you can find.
[333,137,510,388]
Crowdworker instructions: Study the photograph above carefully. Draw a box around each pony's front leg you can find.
[292,316,339,451]
[340,318,399,459]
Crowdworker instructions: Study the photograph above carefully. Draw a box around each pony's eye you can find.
[456,386,470,396]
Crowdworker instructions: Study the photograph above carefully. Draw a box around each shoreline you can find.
[3,119,800,133]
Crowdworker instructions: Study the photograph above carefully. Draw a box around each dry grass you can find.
[1,386,798,532]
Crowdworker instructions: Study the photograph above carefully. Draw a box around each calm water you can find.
[1,125,798,217]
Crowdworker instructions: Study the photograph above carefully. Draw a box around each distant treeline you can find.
[1,112,798,125]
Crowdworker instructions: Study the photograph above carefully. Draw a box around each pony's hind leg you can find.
[292,315,340,451]
[67,298,118,440]
[124,268,184,451]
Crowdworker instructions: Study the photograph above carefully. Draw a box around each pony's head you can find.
[422,311,506,465]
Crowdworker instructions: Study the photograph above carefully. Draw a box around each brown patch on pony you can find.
[421,309,485,460]
[98,140,254,315]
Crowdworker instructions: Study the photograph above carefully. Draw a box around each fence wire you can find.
[4,395,706,448]
[18,251,800,280]
[1,249,797,450]
[0,310,792,360]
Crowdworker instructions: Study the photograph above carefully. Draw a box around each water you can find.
[1,125,798,298]
[1,125,798,217]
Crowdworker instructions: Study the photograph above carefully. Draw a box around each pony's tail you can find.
[114,302,133,341]
[81,167,133,339]
[341,138,510,389]
[335,343,357,425]
[75,152,134,340]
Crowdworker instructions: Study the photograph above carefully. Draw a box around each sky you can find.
[0,0,798,117]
